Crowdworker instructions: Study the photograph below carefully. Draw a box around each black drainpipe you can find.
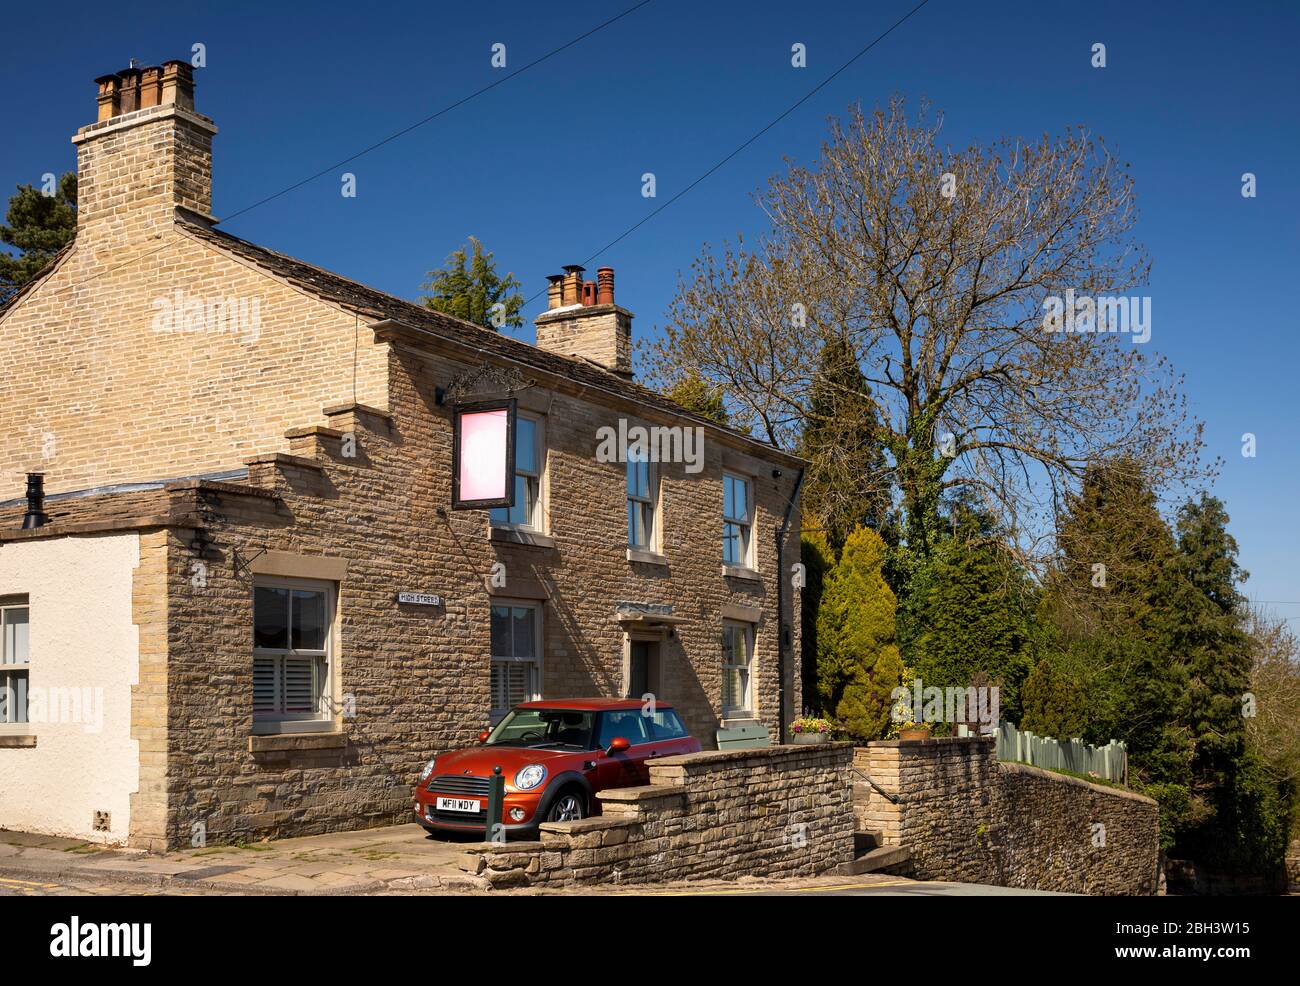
[774,467,805,745]
[21,473,49,529]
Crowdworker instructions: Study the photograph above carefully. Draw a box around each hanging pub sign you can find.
[451,398,516,510]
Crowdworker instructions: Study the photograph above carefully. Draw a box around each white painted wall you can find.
[0,533,141,844]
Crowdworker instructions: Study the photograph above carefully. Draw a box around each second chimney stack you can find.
[535,264,632,377]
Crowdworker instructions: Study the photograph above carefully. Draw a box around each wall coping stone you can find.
[865,737,995,749]
[652,742,853,769]
[596,785,685,803]
[245,452,326,473]
[322,402,392,422]
[998,760,1156,805]
[284,425,345,440]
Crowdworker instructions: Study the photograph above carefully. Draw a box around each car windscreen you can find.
[486,709,596,750]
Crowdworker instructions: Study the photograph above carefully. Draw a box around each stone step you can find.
[837,845,912,877]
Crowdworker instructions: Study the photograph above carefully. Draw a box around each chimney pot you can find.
[95,74,121,122]
[597,267,615,305]
[561,265,585,307]
[139,66,163,108]
[117,67,141,114]
[161,60,195,110]
[546,274,565,310]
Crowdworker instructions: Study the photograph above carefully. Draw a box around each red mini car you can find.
[414,698,701,837]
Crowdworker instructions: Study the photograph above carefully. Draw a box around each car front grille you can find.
[426,774,492,796]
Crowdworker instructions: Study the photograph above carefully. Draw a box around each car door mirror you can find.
[607,736,631,754]
[478,730,490,744]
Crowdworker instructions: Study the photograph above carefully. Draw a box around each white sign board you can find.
[397,592,442,607]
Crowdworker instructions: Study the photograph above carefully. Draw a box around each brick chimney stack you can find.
[73,60,217,237]
[534,264,633,377]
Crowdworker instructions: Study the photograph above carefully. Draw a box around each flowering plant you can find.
[789,716,834,735]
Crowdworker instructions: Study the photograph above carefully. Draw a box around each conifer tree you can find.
[0,172,77,303]
[419,236,523,330]
[815,525,902,740]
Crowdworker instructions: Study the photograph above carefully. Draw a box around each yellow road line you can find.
[0,876,60,889]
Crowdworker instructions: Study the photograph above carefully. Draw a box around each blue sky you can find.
[2,0,1297,616]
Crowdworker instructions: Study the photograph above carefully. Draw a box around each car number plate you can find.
[435,796,481,813]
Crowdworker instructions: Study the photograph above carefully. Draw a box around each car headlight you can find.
[515,764,547,791]
[418,758,437,782]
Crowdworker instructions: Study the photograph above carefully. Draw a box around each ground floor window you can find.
[491,602,542,721]
[252,578,333,733]
[0,598,30,726]
[721,620,754,716]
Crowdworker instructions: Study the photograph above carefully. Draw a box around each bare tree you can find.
[646,96,1210,557]
[1244,608,1300,792]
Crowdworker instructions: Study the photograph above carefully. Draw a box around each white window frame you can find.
[490,600,543,723]
[626,450,658,550]
[0,597,31,732]
[723,472,753,567]
[490,412,546,533]
[252,576,335,735]
[721,620,755,716]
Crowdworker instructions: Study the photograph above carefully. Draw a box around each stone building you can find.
[0,61,804,849]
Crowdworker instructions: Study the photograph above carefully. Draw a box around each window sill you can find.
[721,564,761,582]
[489,527,555,549]
[249,731,347,754]
[0,732,36,748]
[626,547,668,566]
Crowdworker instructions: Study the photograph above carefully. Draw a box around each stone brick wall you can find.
[856,738,1000,883]
[0,103,387,502]
[857,738,1159,895]
[462,744,854,887]
[997,762,1160,895]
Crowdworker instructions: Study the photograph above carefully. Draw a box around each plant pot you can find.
[899,727,932,741]
[789,732,829,745]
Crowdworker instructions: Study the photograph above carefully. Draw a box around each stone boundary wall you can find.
[856,738,1158,895]
[462,744,854,887]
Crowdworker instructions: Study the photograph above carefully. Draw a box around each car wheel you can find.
[547,790,586,822]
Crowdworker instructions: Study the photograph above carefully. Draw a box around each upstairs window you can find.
[723,472,752,566]
[626,449,656,549]
[490,414,544,531]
